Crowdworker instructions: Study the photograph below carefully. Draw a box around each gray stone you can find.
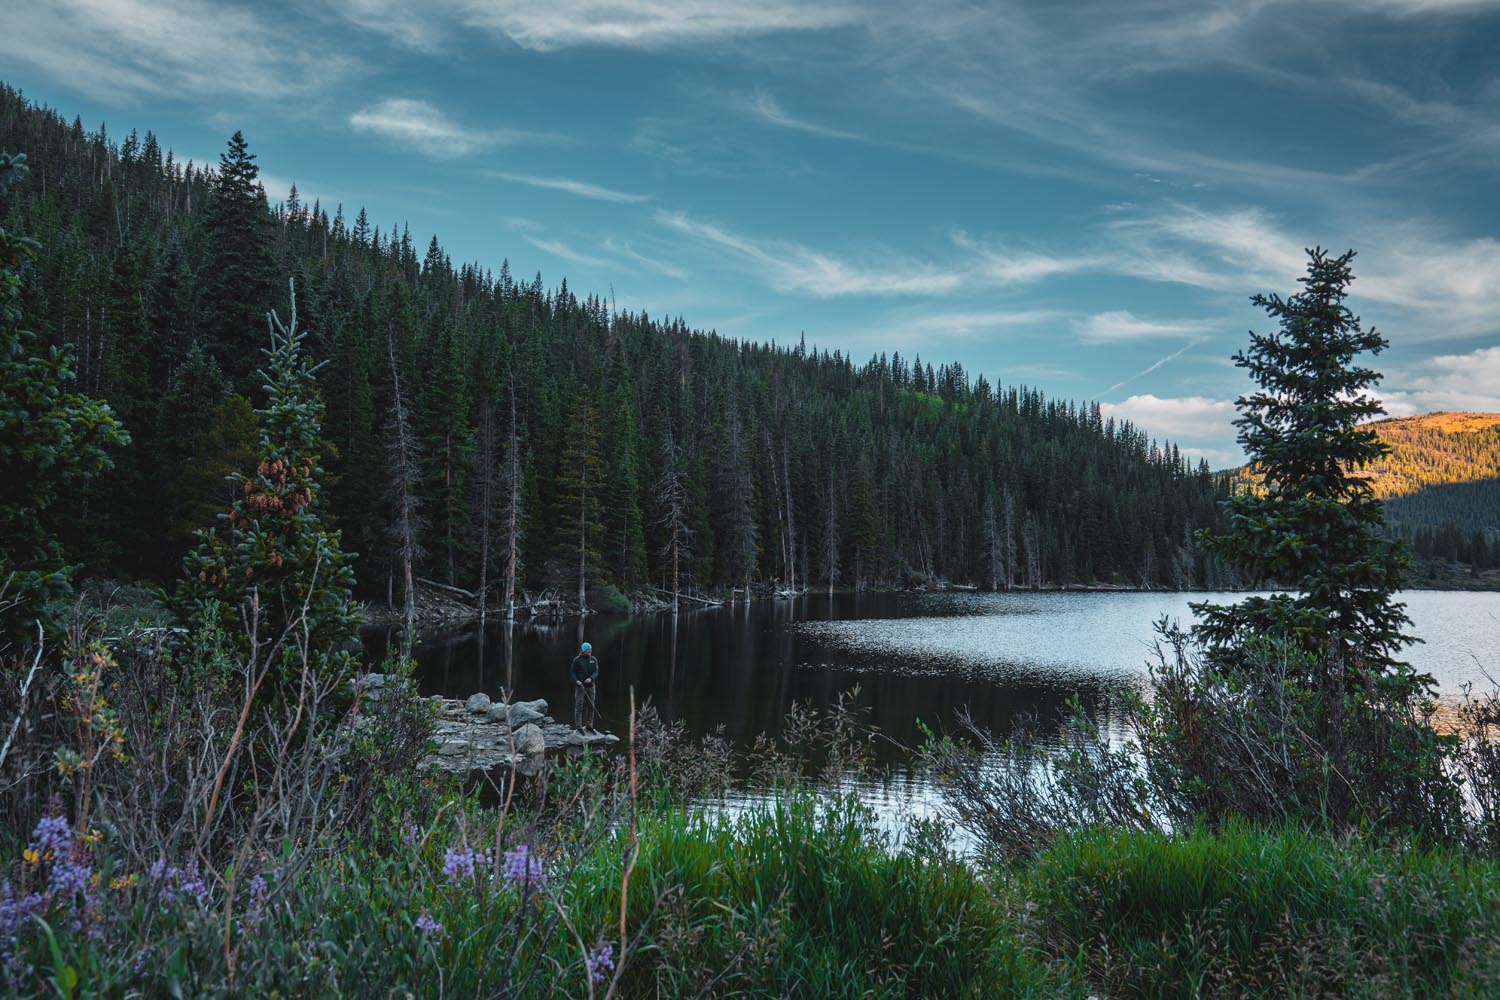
[362,673,388,688]
[437,738,472,756]
[506,702,546,727]
[485,702,510,723]
[513,723,545,756]
[465,692,492,714]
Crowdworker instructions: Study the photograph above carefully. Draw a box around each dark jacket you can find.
[570,653,599,685]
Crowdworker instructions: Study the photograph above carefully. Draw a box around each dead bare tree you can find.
[655,423,691,615]
[385,330,425,642]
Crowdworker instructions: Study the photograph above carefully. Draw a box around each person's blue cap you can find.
[581,642,592,651]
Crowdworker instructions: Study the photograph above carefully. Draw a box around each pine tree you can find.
[179,280,358,680]
[199,132,276,388]
[1193,248,1413,684]
[553,397,603,610]
[655,421,692,612]
[0,151,129,635]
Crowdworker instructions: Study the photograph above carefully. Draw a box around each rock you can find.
[437,738,472,756]
[506,701,547,727]
[513,723,545,756]
[485,703,510,723]
[465,692,492,714]
[361,673,389,688]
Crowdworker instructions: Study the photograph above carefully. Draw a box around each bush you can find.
[586,583,631,615]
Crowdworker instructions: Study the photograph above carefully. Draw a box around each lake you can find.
[368,589,1500,768]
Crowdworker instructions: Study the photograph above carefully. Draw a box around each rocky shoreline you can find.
[358,674,619,775]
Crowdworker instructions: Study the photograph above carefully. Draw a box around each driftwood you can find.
[417,576,478,600]
[653,588,722,608]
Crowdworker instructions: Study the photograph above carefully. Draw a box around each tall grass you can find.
[1024,822,1500,999]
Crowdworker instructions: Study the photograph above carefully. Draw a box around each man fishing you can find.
[570,641,600,734]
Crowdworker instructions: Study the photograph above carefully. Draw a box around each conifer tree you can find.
[179,280,358,680]
[553,397,603,610]
[0,152,129,635]
[1193,248,1412,684]
[200,132,276,388]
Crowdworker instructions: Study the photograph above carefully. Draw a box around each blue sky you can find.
[6,0,1500,465]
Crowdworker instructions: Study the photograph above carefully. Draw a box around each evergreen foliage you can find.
[0,88,1232,602]
[1194,248,1414,681]
[178,280,358,680]
[0,150,128,635]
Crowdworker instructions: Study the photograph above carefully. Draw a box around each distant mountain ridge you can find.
[1360,412,1500,509]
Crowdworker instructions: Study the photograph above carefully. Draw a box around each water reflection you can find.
[364,589,1499,776]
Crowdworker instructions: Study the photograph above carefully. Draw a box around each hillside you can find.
[0,84,1235,599]
[1360,412,1500,531]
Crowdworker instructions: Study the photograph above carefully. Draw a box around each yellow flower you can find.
[23,848,39,864]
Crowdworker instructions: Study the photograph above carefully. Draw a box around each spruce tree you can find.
[1193,248,1413,685]
[179,280,358,681]
[200,131,276,389]
[553,397,603,610]
[0,152,129,635]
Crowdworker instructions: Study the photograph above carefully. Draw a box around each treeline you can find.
[0,84,1232,605]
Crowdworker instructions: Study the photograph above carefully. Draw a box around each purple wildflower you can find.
[151,860,211,905]
[1,882,44,989]
[47,856,92,897]
[29,815,71,858]
[404,822,421,846]
[442,846,486,884]
[501,844,546,890]
[586,942,615,984]
[415,910,442,938]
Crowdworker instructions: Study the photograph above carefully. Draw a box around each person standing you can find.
[570,641,600,733]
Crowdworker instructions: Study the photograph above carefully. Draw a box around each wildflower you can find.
[150,860,211,905]
[47,857,92,897]
[586,942,615,984]
[442,846,486,884]
[501,844,546,891]
[29,814,70,858]
[415,910,442,938]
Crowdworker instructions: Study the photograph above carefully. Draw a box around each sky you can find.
[5,0,1500,466]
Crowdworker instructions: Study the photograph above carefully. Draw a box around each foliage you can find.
[0,150,129,638]
[177,281,359,687]
[1024,822,1500,999]
[1195,247,1413,679]
[1,88,1229,602]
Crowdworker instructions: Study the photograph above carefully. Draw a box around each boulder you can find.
[485,702,510,723]
[465,692,492,714]
[513,723,545,756]
[506,701,547,727]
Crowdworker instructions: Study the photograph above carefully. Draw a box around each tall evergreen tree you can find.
[179,280,358,680]
[199,132,275,388]
[1194,248,1412,684]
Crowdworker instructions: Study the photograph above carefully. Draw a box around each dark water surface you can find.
[366,590,1500,768]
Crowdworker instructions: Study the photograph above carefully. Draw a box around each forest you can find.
[0,83,1232,613]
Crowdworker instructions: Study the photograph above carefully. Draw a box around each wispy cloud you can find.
[745,91,870,142]
[1074,310,1217,343]
[0,0,353,104]
[448,0,860,51]
[488,172,652,203]
[602,239,687,279]
[349,99,552,159]
[1102,340,1203,395]
[656,210,966,297]
[519,233,614,269]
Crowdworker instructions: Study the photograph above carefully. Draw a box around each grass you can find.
[11,786,1500,997]
[1022,822,1500,999]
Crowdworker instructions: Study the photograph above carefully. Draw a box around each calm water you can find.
[367,590,1500,768]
